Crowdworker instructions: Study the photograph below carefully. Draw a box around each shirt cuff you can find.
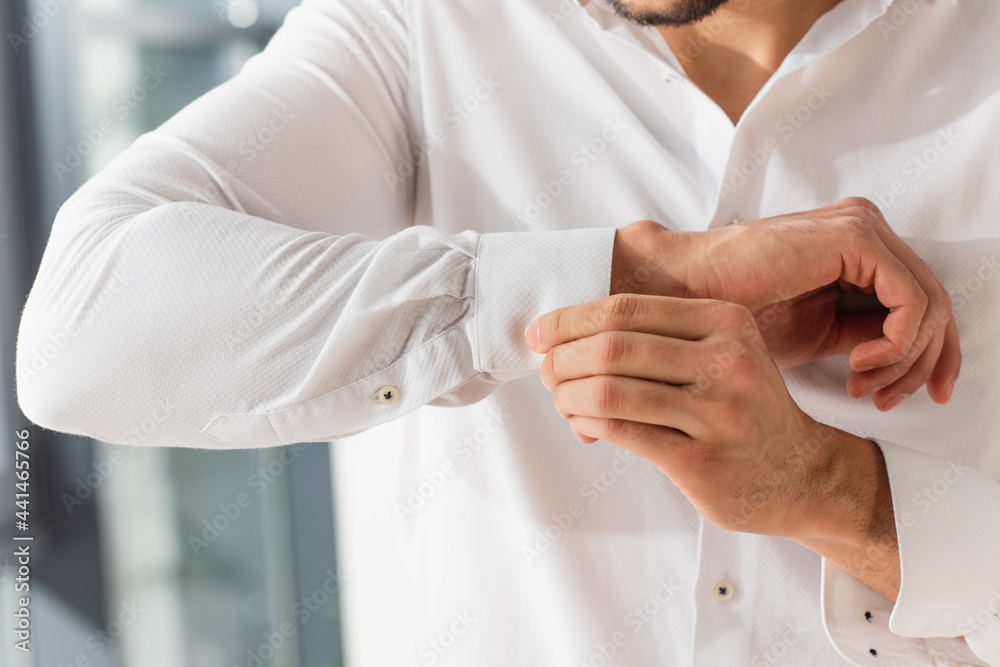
[473,227,616,379]
[820,438,1000,666]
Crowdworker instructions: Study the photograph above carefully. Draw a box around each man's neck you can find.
[657,0,844,124]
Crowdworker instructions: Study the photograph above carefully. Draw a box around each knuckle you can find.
[896,359,935,393]
[711,302,755,331]
[598,293,641,329]
[930,288,952,322]
[594,331,629,368]
[592,377,621,414]
[550,308,567,342]
[629,219,662,236]
[727,343,759,377]
[838,196,880,213]
[837,213,874,238]
[542,350,556,382]
[552,387,567,416]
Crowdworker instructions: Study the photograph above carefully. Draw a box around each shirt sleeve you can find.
[14,0,615,448]
[820,439,1000,666]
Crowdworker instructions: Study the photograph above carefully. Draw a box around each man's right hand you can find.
[609,197,960,410]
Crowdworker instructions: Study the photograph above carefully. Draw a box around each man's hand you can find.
[528,294,837,536]
[609,197,960,410]
[526,294,901,598]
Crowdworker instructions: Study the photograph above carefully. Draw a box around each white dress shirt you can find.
[15,0,1000,664]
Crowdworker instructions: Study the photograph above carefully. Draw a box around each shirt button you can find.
[712,580,735,602]
[377,385,399,404]
[661,71,680,84]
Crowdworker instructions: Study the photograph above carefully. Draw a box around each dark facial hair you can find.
[603,0,732,27]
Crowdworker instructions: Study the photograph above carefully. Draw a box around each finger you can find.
[845,203,951,376]
[541,331,701,391]
[526,294,725,353]
[842,237,927,372]
[845,308,945,402]
[816,308,888,359]
[846,288,949,400]
[926,317,961,404]
[553,375,700,435]
[871,323,947,410]
[568,415,690,466]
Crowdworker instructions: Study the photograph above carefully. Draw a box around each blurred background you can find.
[0,1,348,665]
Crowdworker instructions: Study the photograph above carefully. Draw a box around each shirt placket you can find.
[573,0,739,229]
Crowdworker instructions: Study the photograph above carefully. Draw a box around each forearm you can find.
[789,424,901,602]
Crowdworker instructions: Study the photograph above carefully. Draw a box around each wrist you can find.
[609,220,693,297]
[792,424,891,543]
[791,423,901,600]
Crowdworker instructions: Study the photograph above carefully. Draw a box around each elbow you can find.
[14,196,137,438]
[14,302,94,437]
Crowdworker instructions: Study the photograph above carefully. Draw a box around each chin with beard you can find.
[603,0,733,26]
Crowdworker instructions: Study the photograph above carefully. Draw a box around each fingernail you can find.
[858,385,884,399]
[525,321,539,349]
[944,380,955,402]
[884,393,908,411]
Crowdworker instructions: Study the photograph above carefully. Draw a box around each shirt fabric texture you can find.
[15,0,1000,664]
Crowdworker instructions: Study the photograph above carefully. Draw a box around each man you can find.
[15,0,1000,664]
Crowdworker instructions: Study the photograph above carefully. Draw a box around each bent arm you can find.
[15,0,615,448]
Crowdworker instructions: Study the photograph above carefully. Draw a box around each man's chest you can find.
[409,0,999,237]
[409,0,1000,469]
